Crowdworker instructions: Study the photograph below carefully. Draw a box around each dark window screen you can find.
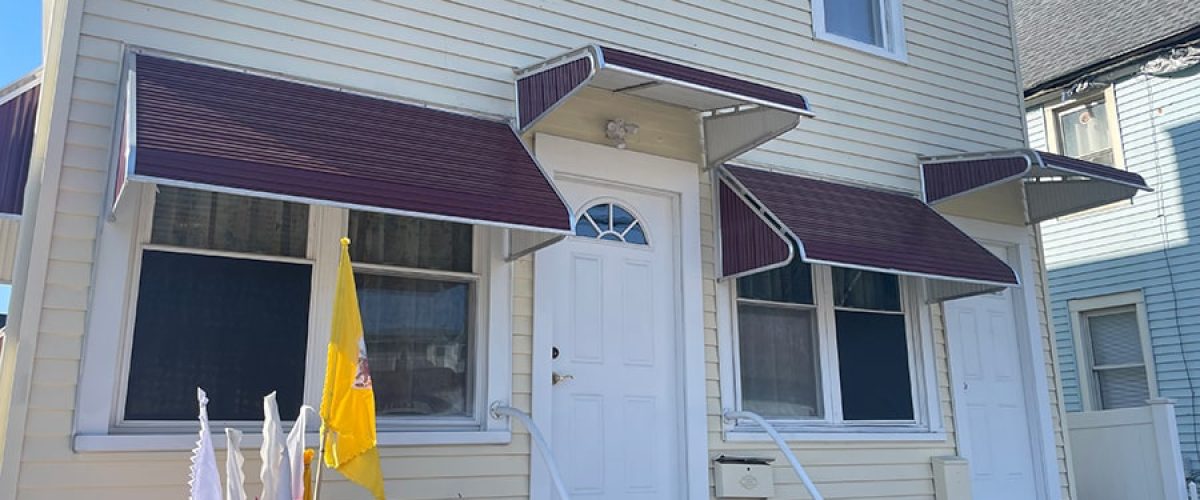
[124,251,311,421]
[835,310,913,420]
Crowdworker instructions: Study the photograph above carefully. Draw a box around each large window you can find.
[1069,292,1155,411]
[116,186,492,432]
[733,257,922,430]
[812,0,907,60]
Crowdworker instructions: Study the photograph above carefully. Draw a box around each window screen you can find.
[835,311,913,420]
[832,267,912,420]
[357,273,472,417]
[151,186,308,257]
[124,251,311,421]
[1087,310,1149,409]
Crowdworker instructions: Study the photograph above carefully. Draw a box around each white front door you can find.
[542,179,682,500]
[946,278,1041,500]
[531,135,692,500]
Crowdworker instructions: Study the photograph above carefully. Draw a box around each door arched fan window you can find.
[574,202,648,245]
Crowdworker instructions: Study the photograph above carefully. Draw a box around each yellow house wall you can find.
[0,0,1073,499]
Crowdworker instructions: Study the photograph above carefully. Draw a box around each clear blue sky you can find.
[0,1,42,86]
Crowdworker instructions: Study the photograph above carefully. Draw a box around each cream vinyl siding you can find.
[2,0,1051,498]
[0,219,19,283]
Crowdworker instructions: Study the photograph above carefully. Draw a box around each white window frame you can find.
[1068,290,1156,412]
[718,264,943,441]
[1043,86,1126,169]
[74,183,514,451]
[811,0,908,62]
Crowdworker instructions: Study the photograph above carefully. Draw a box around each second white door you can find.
[946,272,1041,500]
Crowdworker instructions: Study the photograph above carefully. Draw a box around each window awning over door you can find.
[718,164,1019,302]
[920,149,1151,223]
[515,45,813,167]
[0,73,40,217]
[113,53,573,258]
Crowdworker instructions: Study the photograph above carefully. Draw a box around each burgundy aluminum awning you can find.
[718,164,1019,302]
[920,149,1152,223]
[0,74,40,217]
[515,45,813,167]
[112,53,572,258]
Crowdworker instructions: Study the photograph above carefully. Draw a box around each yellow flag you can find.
[320,238,386,500]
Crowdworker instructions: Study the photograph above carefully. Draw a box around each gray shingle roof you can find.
[1015,0,1200,93]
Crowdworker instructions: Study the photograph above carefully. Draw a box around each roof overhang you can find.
[920,149,1152,223]
[717,164,1019,303]
[110,51,574,260]
[515,45,813,168]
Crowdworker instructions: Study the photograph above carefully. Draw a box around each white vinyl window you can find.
[812,0,907,61]
[1069,292,1155,410]
[729,257,934,434]
[76,183,513,448]
[1054,96,1116,166]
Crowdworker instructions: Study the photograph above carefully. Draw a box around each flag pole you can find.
[311,428,327,500]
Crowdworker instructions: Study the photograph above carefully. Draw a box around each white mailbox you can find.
[713,455,775,498]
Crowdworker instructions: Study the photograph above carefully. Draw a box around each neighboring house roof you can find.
[1015,0,1200,95]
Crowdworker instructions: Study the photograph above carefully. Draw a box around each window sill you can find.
[73,430,512,452]
[813,31,908,63]
[724,426,946,443]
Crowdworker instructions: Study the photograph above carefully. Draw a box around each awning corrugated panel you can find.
[515,45,813,167]
[0,74,40,217]
[113,53,573,256]
[718,165,1019,301]
[921,149,1152,223]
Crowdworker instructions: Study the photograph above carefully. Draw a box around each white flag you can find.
[189,388,221,500]
[261,392,293,500]
[226,428,247,500]
[286,406,315,500]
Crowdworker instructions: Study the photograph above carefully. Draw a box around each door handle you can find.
[552,372,575,385]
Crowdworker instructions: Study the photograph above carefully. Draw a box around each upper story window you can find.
[732,257,925,430]
[1053,96,1117,166]
[812,0,907,61]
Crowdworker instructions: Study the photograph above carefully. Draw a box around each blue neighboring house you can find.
[1019,0,1200,474]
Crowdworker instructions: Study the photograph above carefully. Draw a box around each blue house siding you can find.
[1037,67,1200,471]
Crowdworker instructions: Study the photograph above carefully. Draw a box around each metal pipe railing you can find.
[723,409,824,500]
[490,402,571,500]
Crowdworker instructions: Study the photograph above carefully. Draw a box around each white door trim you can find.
[530,134,706,499]
[944,216,1062,500]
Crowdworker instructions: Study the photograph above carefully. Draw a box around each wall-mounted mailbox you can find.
[713,455,775,498]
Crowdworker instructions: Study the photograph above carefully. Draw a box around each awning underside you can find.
[115,53,573,259]
[921,149,1152,223]
[515,45,812,167]
[718,165,1019,302]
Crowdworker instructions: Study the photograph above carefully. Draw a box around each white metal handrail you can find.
[490,402,571,500]
[723,410,824,500]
